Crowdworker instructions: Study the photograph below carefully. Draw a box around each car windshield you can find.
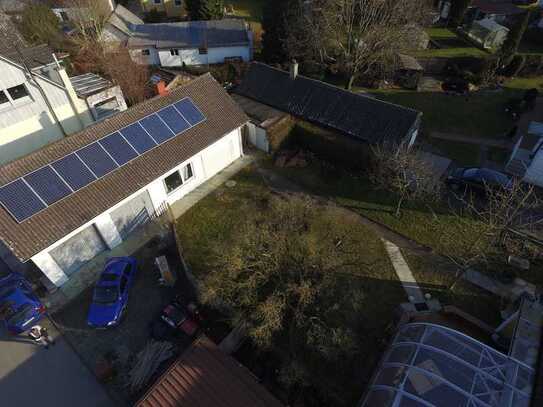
[100,273,119,282]
[7,303,34,326]
[479,169,510,186]
[0,285,15,299]
[93,286,119,304]
[463,168,480,178]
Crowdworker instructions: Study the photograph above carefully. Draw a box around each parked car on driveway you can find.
[446,167,512,194]
[150,297,198,340]
[0,273,45,334]
[87,257,137,328]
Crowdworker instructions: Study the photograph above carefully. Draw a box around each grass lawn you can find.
[373,89,515,139]
[411,28,488,59]
[427,138,481,166]
[175,165,407,405]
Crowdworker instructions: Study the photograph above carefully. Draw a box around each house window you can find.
[163,163,194,194]
[94,97,120,120]
[198,47,208,55]
[174,0,182,6]
[0,91,8,106]
[164,171,183,194]
[141,49,150,56]
[7,84,29,101]
[182,163,193,182]
[170,49,179,56]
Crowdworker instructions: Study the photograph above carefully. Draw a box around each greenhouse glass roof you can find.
[361,323,535,407]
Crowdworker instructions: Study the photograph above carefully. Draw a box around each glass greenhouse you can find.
[361,323,535,407]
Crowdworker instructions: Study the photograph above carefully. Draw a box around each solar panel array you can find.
[0,98,205,223]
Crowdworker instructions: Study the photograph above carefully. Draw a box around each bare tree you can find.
[370,142,442,217]
[290,0,433,89]
[444,179,542,282]
[98,47,150,106]
[61,0,112,47]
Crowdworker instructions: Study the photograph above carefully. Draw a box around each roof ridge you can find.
[249,61,421,115]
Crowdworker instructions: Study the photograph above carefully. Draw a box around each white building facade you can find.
[0,73,248,289]
[0,53,94,165]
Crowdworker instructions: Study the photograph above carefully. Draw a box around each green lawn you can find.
[175,165,407,405]
[411,28,488,59]
[228,0,267,42]
[427,138,481,166]
[373,89,514,139]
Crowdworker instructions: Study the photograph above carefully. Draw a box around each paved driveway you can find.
[0,317,114,407]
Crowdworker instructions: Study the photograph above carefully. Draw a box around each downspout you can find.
[15,48,68,137]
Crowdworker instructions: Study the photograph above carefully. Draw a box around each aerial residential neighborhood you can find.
[1,0,543,406]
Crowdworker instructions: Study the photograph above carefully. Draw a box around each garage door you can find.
[110,191,154,240]
[50,225,107,276]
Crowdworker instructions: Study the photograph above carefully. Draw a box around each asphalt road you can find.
[0,317,114,407]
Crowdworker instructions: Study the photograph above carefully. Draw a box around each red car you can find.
[151,298,198,339]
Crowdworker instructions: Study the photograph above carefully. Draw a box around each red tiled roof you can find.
[136,336,283,407]
[0,74,248,261]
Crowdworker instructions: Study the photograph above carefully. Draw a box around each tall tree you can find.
[448,0,470,27]
[19,4,63,47]
[60,0,112,47]
[501,11,531,66]
[185,0,224,21]
[261,0,291,63]
[291,0,432,90]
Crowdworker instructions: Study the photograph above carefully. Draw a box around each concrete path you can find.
[0,317,114,407]
[430,131,513,149]
[383,239,425,303]
[170,154,256,219]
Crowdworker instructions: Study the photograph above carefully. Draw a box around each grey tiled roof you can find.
[0,74,248,261]
[234,62,421,144]
[128,18,250,49]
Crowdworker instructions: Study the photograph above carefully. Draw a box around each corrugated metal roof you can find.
[234,62,421,144]
[70,72,113,97]
[137,336,283,407]
[128,19,250,49]
[0,73,248,261]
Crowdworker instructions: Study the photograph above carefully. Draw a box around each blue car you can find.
[87,257,137,328]
[0,273,45,334]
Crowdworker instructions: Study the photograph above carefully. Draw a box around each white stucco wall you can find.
[0,58,94,164]
[129,48,161,65]
[31,127,244,286]
[157,45,251,67]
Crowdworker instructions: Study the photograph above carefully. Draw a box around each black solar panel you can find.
[52,154,96,191]
[0,179,47,222]
[120,123,157,154]
[24,166,72,205]
[157,106,190,134]
[77,142,119,178]
[0,98,207,223]
[99,132,138,166]
[175,99,205,125]
[139,114,175,144]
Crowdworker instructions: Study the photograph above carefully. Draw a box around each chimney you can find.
[290,60,298,80]
[156,81,169,96]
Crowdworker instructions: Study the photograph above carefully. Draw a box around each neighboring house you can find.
[465,0,523,25]
[233,62,421,152]
[137,335,283,407]
[127,19,253,67]
[506,121,543,187]
[0,74,247,288]
[0,44,95,165]
[139,0,184,18]
[465,18,510,49]
[101,3,144,45]
[49,0,116,24]
[69,73,127,121]
[360,321,537,407]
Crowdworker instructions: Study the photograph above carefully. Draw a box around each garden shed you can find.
[466,18,509,50]
[395,54,424,90]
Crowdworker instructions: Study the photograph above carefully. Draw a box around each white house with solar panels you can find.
[0,74,248,288]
